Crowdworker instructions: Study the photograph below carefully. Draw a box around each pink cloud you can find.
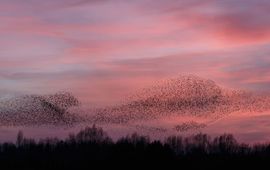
[1,0,270,106]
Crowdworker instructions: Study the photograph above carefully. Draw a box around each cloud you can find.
[1,0,270,107]
[137,0,270,44]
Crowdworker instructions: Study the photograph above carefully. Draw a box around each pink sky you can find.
[0,0,270,106]
[1,0,270,142]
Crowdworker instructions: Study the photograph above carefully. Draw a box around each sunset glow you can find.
[1,0,270,143]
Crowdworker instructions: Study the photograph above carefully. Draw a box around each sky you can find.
[1,0,270,142]
[1,0,270,107]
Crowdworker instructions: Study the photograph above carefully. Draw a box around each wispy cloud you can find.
[0,0,270,105]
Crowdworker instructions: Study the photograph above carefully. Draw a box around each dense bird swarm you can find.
[0,92,82,126]
[1,75,270,132]
[94,75,270,129]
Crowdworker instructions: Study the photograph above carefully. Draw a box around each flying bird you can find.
[0,92,81,126]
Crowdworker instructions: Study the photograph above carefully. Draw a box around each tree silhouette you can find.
[0,126,270,168]
[16,130,24,147]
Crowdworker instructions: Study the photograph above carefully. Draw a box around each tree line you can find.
[0,125,269,169]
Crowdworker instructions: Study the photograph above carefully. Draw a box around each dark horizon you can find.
[0,125,270,168]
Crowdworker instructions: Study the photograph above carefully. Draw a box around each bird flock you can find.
[1,75,270,133]
[0,92,82,126]
[94,75,270,124]
[175,121,207,132]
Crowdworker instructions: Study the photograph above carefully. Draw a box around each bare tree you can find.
[16,130,24,147]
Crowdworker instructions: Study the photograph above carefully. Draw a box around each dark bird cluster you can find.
[1,75,270,132]
[94,75,270,128]
[175,121,207,132]
[0,92,82,126]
